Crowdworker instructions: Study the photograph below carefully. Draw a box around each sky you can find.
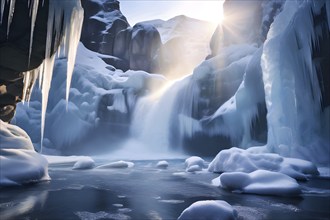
[119,0,224,25]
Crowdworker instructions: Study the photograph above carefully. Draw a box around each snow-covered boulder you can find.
[96,160,134,169]
[156,160,169,169]
[72,157,95,170]
[208,147,319,180]
[213,170,301,196]
[178,200,238,220]
[0,120,49,186]
[185,156,205,172]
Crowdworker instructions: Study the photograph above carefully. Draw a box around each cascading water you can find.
[118,76,193,157]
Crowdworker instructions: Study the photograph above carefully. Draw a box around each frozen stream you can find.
[0,159,329,220]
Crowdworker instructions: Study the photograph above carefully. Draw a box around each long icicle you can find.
[28,0,39,66]
[6,0,15,37]
[0,0,6,24]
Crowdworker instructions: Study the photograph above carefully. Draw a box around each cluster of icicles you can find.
[0,0,83,152]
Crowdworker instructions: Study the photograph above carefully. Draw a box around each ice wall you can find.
[262,0,330,164]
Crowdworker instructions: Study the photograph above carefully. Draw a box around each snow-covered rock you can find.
[186,165,202,173]
[185,156,205,172]
[72,157,95,170]
[208,147,319,180]
[214,170,301,196]
[96,160,134,169]
[0,120,49,186]
[178,200,238,220]
[156,160,169,169]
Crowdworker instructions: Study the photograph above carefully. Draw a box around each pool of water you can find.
[1,159,329,219]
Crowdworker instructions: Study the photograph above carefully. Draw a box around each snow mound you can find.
[156,160,169,169]
[214,170,301,196]
[178,200,238,220]
[72,157,95,170]
[185,156,206,172]
[96,161,134,169]
[0,120,49,186]
[208,147,319,180]
[186,165,202,173]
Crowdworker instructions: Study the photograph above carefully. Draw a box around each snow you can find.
[186,165,202,173]
[208,147,319,180]
[178,200,238,220]
[72,157,95,170]
[214,170,301,196]
[156,160,169,169]
[45,155,94,165]
[15,43,166,153]
[0,120,49,186]
[185,156,206,171]
[96,160,134,169]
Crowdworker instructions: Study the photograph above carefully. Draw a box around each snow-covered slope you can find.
[14,43,166,154]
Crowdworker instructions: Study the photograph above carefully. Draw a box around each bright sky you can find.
[119,0,224,25]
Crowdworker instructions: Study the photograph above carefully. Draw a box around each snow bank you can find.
[178,200,238,220]
[156,160,169,169]
[96,161,134,169]
[214,170,301,196]
[0,120,49,186]
[208,147,319,180]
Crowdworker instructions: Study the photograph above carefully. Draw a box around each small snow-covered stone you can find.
[96,160,134,169]
[185,156,205,169]
[178,200,238,220]
[186,165,202,173]
[156,160,169,169]
[72,157,95,170]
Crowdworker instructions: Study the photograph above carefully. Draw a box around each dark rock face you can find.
[80,0,162,73]
[0,0,54,122]
[80,0,129,54]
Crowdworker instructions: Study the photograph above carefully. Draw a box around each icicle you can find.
[64,6,83,105]
[37,0,83,151]
[0,0,5,24]
[22,68,39,103]
[6,0,15,36]
[28,0,39,66]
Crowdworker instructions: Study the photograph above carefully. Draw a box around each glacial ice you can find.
[262,0,330,163]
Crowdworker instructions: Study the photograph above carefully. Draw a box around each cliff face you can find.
[80,0,162,73]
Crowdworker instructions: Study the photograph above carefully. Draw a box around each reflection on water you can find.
[0,191,48,219]
[0,159,329,220]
